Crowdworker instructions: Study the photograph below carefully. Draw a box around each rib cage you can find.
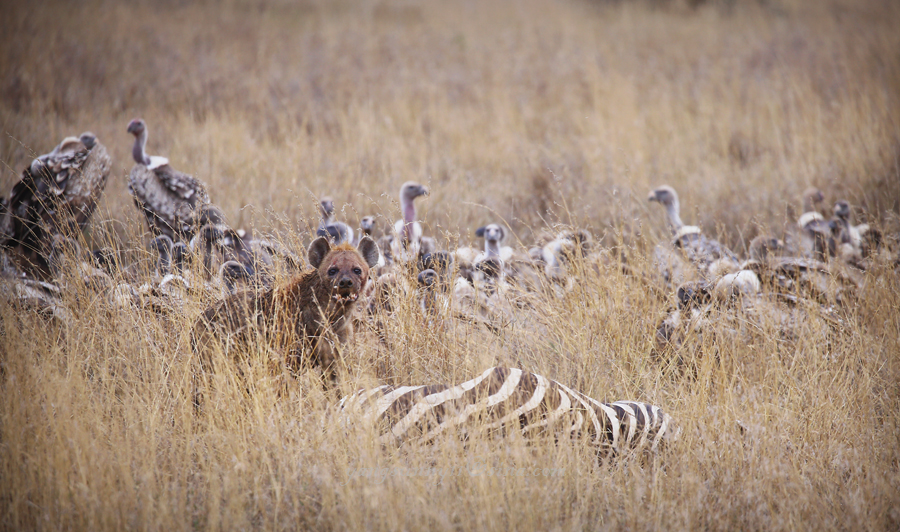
[338,367,675,455]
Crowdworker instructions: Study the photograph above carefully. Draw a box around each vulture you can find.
[149,235,175,276]
[192,224,227,279]
[218,227,287,287]
[354,215,387,267]
[317,197,354,245]
[474,224,514,264]
[418,251,454,282]
[738,234,850,299]
[797,187,831,260]
[831,200,879,261]
[417,268,450,319]
[654,279,713,354]
[0,132,111,277]
[391,181,431,263]
[359,215,377,239]
[648,185,739,280]
[219,260,254,294]
[0,276,72,323]
[538,228,592,281]
[126,118,210,241]
[713,270,761,301]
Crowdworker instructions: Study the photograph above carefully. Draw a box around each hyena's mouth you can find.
[332,290,360,303]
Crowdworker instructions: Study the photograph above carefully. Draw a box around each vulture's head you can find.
[833,200,851,221]
[149,234,174,256]
[417,268,439,288]
[476,223,506,244]
[79,132,97,149]
[222,228,244,250]
[199,205,226,228]
[199,224,226,248]
[220,261,253,293]
[647,185,679,208]
[57,137,86,154]
[400,181,429,203]
[126,119,146,137]
[476,257,503,281]
[360,215,376,235]
[676,280,711,310]
[802,187,825,211]
[320,197,335,217]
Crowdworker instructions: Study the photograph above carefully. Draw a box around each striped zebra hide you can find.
[338,367,676,456]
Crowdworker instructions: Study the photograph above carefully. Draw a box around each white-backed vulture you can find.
[831,200,878,263]
[359,216,377,239]
[648,185,739,280]
[797,187,831,260]
[317,197,354,245]
[391,181,429,263]
[126,119,210,241]
[474,224,514,264]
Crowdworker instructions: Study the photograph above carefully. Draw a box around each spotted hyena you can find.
[193,236,380,383]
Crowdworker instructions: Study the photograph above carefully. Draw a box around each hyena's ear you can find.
[356,236,380,268]
[474,226,486,238]
[308,237,332,269]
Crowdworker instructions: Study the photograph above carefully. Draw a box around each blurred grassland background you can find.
[1,0,899,530]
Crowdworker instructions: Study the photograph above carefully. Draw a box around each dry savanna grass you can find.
[1,0,899,530]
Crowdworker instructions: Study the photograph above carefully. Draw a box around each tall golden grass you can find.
[1,0,899,530]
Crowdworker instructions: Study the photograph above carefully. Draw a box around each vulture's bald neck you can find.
[132,128,150,166]
[663,197,684,232]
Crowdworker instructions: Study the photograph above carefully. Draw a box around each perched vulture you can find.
[537,228,593,281]
[149,235,175,276]
[648,185,739,279]
[474,224,514,264]
[391,181,430,263]
[0,132,111,276]
[797,188,831,260]
[219,260,254,294]
[830,200,879,262]
[359,215,376,239]
[317,197,354,245]
[126,118,210,241]
[417,268,450,319]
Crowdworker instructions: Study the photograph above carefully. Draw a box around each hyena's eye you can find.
[353,267,362,275]
[328,267,339,276]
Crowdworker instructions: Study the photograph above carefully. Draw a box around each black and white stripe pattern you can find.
[338,367,675,455]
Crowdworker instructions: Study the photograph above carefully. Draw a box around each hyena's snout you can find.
[333,274,361,302]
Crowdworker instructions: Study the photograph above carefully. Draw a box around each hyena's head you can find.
[308,236,380,304]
